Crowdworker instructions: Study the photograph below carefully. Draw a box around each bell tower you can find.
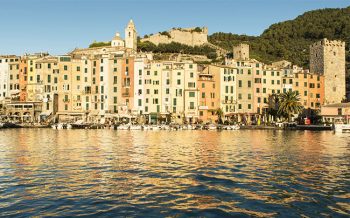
[125,19,137,51]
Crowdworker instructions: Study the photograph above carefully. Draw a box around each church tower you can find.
[125,19,137,51]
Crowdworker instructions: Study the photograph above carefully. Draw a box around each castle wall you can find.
[141,27,208,47]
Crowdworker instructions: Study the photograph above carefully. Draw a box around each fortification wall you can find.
[141,27,208,46]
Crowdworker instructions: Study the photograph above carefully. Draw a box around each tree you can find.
[278,91,303,122]
[267,93,281,122]
[215,108,224,124]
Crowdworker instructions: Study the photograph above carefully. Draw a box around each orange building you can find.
[19,57,28,101]
[121,57,134,111]
[197,66,220,123]
[293,71,324,110]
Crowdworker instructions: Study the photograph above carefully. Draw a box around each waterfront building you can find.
[26,53,49,101]
[0,56,18,102]
[8,57,20,101]
[321,102,350,123]
[293,70,324,110]
[35,56,59,120]
[197,66,220,123]
[19,57,28,101]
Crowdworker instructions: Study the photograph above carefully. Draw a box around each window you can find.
[189,92,195,97]
[238,80,242,87]
[154,71,158,76]
[190,72,194,78]
[248,104,251,109]
[139,69,142,75]
[202,92,205,98]
[248,81,251,88]
[64,65,68,71]
[77,66,80,71]
[256,88,260,93]
[177,79,181,85]
[248,94,251,100]
[100,76,103,82]
[190,102,195,109]
[76,76,80,81]
[64,75,68,80]
[202,83,205,88]
[238,104,242,109]
[114,76,117,84]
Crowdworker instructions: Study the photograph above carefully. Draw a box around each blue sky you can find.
[0,0,349,55]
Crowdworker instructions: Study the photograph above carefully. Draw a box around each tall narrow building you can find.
[310,38,346,104]
[125,19,137,51]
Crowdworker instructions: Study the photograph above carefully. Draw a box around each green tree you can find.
[278,91,303,122]
[215,108,224,124]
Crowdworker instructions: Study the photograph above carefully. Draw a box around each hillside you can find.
[209,6,350,72]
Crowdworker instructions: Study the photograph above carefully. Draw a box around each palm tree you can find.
[215,108,224,124]
[267,93,281,122]
[278,91,303,122]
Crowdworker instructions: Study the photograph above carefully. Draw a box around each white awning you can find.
[40,111,51,116]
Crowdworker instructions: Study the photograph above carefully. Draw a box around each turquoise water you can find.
[0,129,349,217]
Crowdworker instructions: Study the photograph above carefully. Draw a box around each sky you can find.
[0,0,349,55]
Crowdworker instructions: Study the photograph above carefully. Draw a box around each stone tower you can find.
[310,38,346,104]
[125,19,137,51]
[233,43,250,60]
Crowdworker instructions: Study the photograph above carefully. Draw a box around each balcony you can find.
[122,92,130,97]
[63,99,70,103]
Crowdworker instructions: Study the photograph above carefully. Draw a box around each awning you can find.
[40,111,51,116]
[89,111,99,116]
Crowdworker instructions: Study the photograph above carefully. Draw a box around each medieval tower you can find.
[233,44,250,60]
[125,19,137,51]
[310,38,346,104]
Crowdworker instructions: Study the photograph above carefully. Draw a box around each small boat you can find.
[207,124,217,130]
[160,125,170,130]
[71,120,90,129]
[224,125,240,130]
[117,124,130,130]
[150,125,161,131]
[52,123,72,129]
[334,120,350,133]
[130,125,142,130]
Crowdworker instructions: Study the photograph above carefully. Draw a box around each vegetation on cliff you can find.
[209,6,350,71]
[89,41,111,48]
[138,41,217,59]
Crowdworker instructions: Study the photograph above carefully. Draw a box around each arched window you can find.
[129,32,131,37]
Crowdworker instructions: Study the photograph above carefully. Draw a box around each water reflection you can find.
[0,129,349,217]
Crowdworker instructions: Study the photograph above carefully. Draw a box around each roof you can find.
[322,103,350,108]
